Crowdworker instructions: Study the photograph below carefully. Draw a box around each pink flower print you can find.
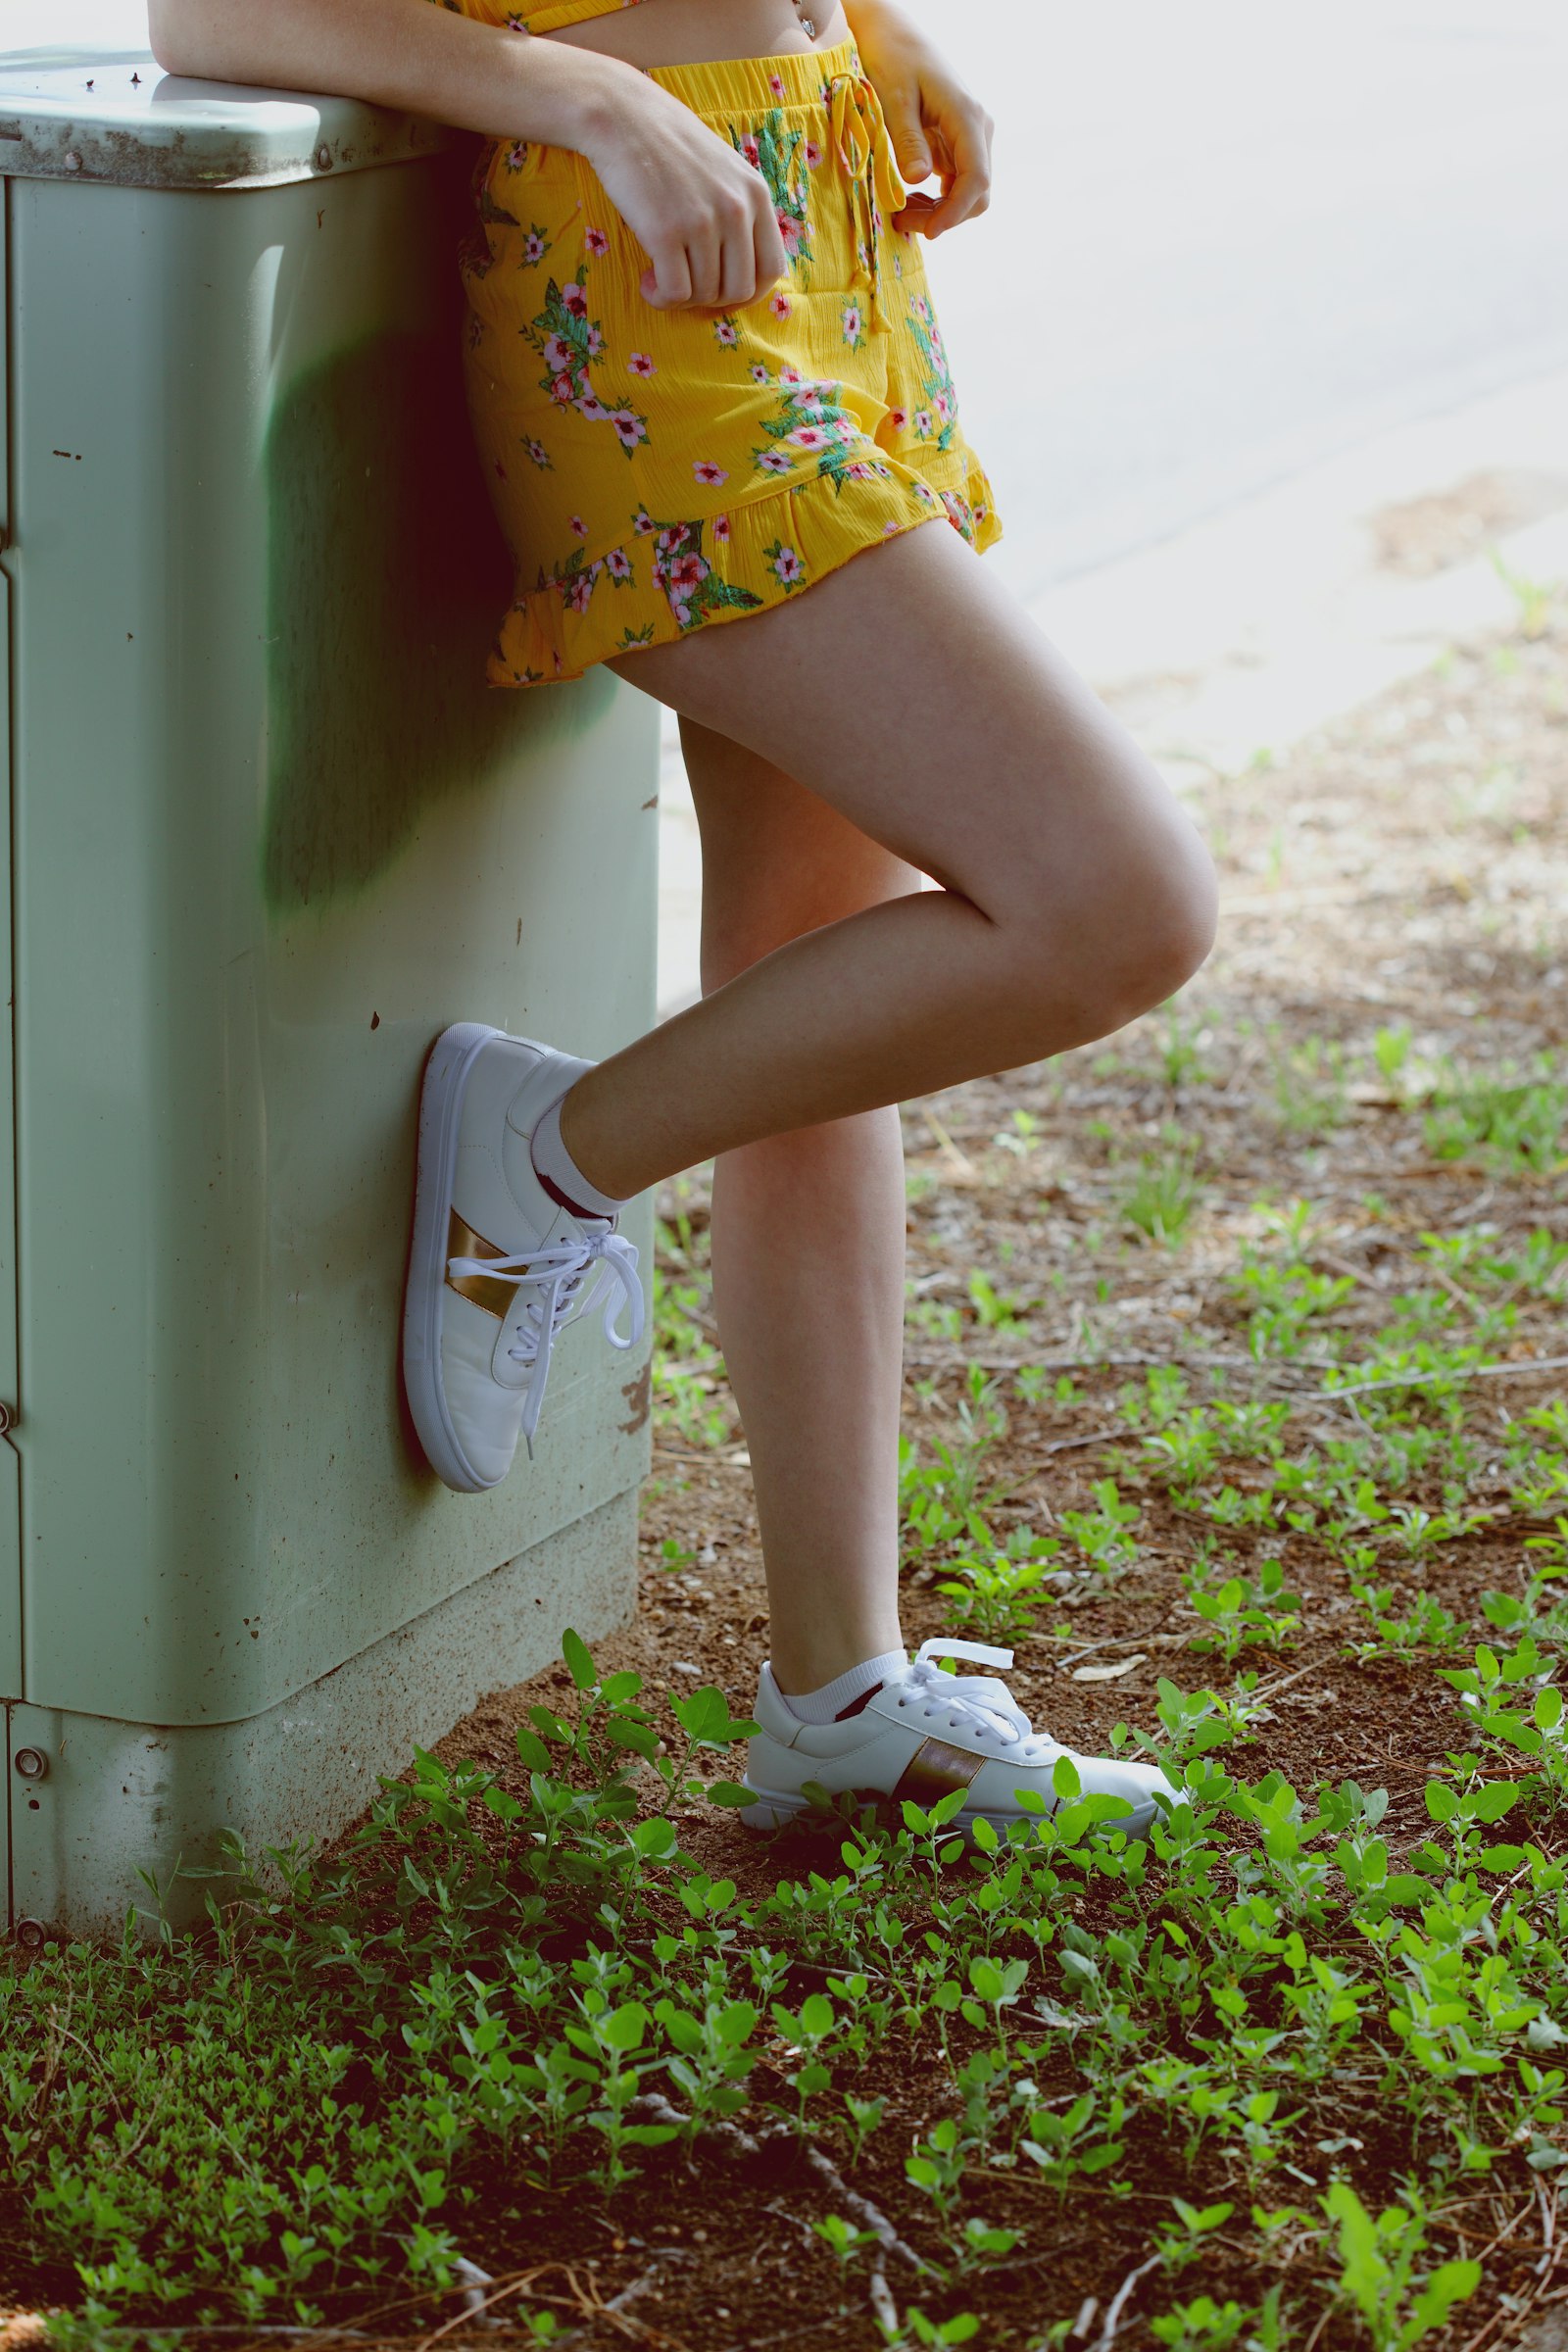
[780,365,804,388]
[551,373,575,405]
[913,408,934,438]
[930,328,946,362]
[576,394,610,422]
[882,518,900,536]
[633,509,656,536]
[569,514,588,538]
[670,599,693,630]
[606,547,633,580]
[933,390,952,422]
[628,351,657,376]
[505,11,525,25]
[694,460,730,487]
[741,132,760,169]
[768,290,793,320]
[713,514,732,542]
[804,139,822,170]
[567,572,595,615]
[842,303,864,344]
[790,426,829,451]
[910,293,933,325]
[757,448,793,475]
[525,438,551,467]
[585,325,605,359]
[888,408,909,432]
[655,526,683,557]
[543,332,573,373]
[750,362,771,385]
[522,231,548,265]
[713,318,740,347]
[562,282,588,319]
[768,72,786,96]
[845,461,872,481]
[974,503,989,525]
[771,545,804,585]
[778,212,802,256]
[612,408,648,450]
[669,553,709,594]
[505,141,527,171]
[584,224,611,257]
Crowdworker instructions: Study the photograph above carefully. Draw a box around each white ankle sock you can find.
[780,1648,908,1725]
[530,1090,628,1221]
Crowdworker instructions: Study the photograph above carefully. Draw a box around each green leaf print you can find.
[751,372,894,497]
[534,539,637,623]
[905,290,960,456]
[638,514,764,633]
[729,110,813,278]
[523,268,650,459]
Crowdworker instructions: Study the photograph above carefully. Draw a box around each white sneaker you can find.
[402,1023,645,1493]
[741,1639,1178,1839]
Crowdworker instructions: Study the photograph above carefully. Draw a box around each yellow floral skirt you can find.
[457,36,1003,688]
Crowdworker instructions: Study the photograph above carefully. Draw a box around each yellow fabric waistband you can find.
[646,36,858,115]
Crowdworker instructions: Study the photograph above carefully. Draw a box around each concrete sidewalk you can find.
[656,365,1568,1014]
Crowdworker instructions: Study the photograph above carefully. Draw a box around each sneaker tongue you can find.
[500,1123,575,1238]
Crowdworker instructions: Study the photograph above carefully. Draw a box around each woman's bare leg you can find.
[563,518,1217,1198]
[683,717,913,1693]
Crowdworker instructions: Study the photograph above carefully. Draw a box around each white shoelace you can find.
[447,1228,644,1455]
[895,1638,1050,1757]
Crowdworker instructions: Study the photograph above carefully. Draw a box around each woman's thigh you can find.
[612,519,1216,977]
[680,715,924,995]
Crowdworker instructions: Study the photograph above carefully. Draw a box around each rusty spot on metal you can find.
[618,1359,651,1435]
[641,794,658,809]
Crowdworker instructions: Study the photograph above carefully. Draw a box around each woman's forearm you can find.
[145,0,638,152]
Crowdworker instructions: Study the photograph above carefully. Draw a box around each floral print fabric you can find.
[451,37,1003,687]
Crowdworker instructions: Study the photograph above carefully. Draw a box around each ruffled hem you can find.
[483,446,1004,690]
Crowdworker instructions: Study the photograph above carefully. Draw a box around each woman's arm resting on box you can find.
[145,0,789,309]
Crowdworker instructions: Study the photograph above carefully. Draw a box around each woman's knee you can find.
[1003,811,1218,1036]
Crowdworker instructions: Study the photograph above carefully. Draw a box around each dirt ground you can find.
[401,605,1566,2347]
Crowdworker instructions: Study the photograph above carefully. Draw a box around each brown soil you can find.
[13,612,1563,2352]
[385,608,1567,2349]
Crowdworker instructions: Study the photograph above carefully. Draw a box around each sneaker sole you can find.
[737,1777,1158,1841]
[402,1020,508,1494]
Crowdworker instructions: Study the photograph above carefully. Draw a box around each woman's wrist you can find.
[499,30,645,154]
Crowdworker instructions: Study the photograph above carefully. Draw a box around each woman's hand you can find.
[578,69,791,311]
[847,0,994,239]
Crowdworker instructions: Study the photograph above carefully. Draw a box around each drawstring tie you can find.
[828,68,905,335]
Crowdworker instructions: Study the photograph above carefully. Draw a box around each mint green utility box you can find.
[0,12,658,1940]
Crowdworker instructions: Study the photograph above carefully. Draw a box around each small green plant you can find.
[1323,2182,1479,2349]
[1184,1555,1301,1662]
[1270,1033,1348,1139]
[938,1533,1064,1644]
[1118,1147,1204,1246]
[967,1268,1034,1331]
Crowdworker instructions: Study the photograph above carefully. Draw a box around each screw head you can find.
[314,143,332,172]
[15,1919,47,1950]
[63,150,82,172]
[14,1747,48,1782]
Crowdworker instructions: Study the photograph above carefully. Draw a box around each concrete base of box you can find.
[6,1486,638,1942]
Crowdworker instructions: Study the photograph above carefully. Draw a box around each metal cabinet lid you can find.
[0,0,448,190]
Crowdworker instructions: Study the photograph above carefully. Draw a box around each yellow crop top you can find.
[437,0,652,32]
